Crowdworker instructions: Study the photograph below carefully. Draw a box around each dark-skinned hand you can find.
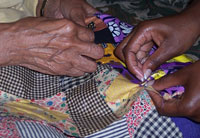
[114,13,200,81]
[0,17,104,76]
[148,60,200,122]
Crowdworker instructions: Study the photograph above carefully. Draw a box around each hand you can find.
[41,0,98,26]
[0,17,104,76]
[114,14,200,81]
[148,60,200,122]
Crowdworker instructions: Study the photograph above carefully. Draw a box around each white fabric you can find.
[0,0,38,23]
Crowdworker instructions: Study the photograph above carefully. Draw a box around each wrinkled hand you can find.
[42,0,97,26]
[148,60,200,122]
[0,17,103,76]
[114,14,200,81]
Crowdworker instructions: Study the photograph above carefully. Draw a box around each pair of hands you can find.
[0,0,103,76]
[115,12,200,122]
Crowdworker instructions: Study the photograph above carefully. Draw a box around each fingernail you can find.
[146,80,155,87]
[141,57,148,64]
[136,75,144,82]
[144,69,152,80]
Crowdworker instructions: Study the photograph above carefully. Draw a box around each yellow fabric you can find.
[0,0,38,23]
[5,100,70,122]
[167,54,194,63]
[97,43,122,64]
[105,75,139,102]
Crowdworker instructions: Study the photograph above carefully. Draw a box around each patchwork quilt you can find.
[0,12,199,138]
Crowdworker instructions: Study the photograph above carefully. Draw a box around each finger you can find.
[114,32,134,62]
[76,41,104,60]
[125,52,144,81]
[83,3,98,17]
[153,69,187,91]
[20,63,56,75]
[138,41,154,61]
[74,55,98,73]
[85,16,97,25]
[77,26,95,42]
[148,91,183,116]
[142,40,177,72]
[64,67,85,77]
[123,27,155,80]
[70,8,87,26]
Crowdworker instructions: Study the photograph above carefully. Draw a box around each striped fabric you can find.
[15,121,67,138]
[86,117,130,138]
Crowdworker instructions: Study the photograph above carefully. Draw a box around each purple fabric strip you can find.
[96,13,133,43]
[96,12,192,97]
[108,62,141,84]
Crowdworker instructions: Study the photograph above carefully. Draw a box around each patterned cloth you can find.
[87,0,200,58]
[15,121,67,138]
[0,10,197,138]
[0,66,60,99]
[133,109,182,138]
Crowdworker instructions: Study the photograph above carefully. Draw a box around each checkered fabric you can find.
[60,64,113,93]
[67,78,118,136]
[0,66,60,99]
[60,73,94,93]
[133,108,183,138]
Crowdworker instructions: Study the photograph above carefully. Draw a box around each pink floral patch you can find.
[0,117,21,138]
[125,91,154,137]
[32,92,68,114]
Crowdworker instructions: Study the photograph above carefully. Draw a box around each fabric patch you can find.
[60,73,95,93]
[0,66,60,99]
[0,116,21,138]
[133,108,183,138]
[105,75,141,117]
[97,43,122,64]
[96,13,133,43]
[94,28,116,44]
[86,116,129,138]
[60,64,112,94]
[95,67,119,95]
[125,90,153,137]
[67,79,118,136]
[32,92,68,114]
[15,121,67,138]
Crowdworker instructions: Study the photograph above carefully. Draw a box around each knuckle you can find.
[64,20,76,32]
[88,30,95,41]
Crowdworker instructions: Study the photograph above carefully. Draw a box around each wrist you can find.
[0,23,18,66]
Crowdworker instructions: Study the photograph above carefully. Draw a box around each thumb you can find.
[143,45,172,72]
[69,8,86,26]
[83,4,98,17]
[153,69,186,91]
[148,91,183,116]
